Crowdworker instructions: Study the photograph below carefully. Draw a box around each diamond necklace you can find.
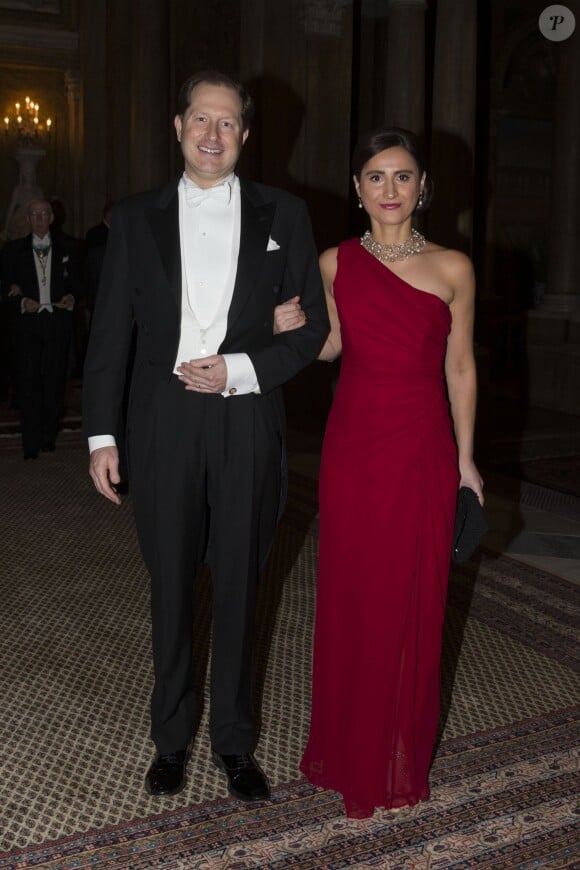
[360,228,426,264]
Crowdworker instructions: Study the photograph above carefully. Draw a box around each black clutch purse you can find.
[452,486,488,563]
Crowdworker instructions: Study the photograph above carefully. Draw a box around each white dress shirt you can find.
[89,173,259,452]
[173,172,258,394]
[28,233,53,313]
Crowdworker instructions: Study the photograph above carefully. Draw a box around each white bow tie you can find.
[185,182,231,208]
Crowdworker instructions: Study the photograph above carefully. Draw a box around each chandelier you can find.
[3,96,52,147]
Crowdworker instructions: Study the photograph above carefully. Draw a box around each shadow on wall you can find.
[240,74,349,254]
[426,130,475,255]
[423,131,536,471]
[239,74,345,425]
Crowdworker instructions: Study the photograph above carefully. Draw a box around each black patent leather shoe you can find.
[212,752,271,802]
[145,749,188,796]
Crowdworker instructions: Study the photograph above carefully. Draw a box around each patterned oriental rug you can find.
[0,437,578,868]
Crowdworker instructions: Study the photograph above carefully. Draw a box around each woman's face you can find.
[354,146,425,228]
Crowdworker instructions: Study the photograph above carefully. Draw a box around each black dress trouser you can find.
[17,310,71,455]
[129,375,281,755]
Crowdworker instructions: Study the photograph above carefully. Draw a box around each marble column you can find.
[129,0,170,192]
[79,0,107,232]
[429,0,477,252]
[239,0,266,182]
[64,69,81,234]
[104,0,133,202]
[545,34,580,314]
[526,31,580,415]
[384,0,427,132]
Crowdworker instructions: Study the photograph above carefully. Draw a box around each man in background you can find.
[1,199,78,458]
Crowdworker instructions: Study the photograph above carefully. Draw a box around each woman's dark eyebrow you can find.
[363,167,416,176]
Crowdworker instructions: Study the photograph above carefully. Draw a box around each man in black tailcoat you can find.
[1,199,77,458]
[83,69,329,801]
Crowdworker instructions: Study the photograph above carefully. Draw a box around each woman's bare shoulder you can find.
[426,243,474,280]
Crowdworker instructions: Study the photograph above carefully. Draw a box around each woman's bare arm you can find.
[443,251,484,503]
[317,247,341,362]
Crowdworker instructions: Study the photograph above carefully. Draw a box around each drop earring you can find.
[417,191,424,208]
[357,196,363,209]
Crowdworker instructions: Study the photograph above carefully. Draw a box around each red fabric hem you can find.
[300,761,430,819]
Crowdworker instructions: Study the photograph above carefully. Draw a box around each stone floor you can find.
[480,472,580,585]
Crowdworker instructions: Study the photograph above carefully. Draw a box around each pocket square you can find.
[267,237,280,252]
[62,256,69,263]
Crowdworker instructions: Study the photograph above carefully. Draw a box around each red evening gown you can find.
[300,238,459,819]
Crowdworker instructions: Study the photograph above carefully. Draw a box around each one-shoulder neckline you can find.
[357,243,451,312]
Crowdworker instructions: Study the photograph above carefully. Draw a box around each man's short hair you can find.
[176,69,254,131]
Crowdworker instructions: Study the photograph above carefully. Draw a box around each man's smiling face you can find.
[174,82,249,188]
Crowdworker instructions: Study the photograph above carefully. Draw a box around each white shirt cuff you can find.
[222,353,260,397]
[88,435,117,452]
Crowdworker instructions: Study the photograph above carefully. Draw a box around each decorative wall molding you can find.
[303,0,350,37]
[0,1,60,11]
[0,23,77,54]
[387,0,427,8]
[362,0,427,14]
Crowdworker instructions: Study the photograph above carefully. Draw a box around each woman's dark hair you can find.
[176,69,254,131]
[352,127,433,213]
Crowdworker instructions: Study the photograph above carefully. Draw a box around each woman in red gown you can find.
[277,128,483,819]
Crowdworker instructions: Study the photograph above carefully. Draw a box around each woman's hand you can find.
[459,459,484,506]
[273,295,306,334]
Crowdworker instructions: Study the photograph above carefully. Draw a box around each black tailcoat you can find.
[83,176,329,753]
[1,233,77,455]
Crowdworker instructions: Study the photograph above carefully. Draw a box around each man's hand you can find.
[89,446,122,505]
[8,284,22,297]
[176,355,228,393]
[273,295,306,334]
[22,297,40,313]
[54,294,75,311]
